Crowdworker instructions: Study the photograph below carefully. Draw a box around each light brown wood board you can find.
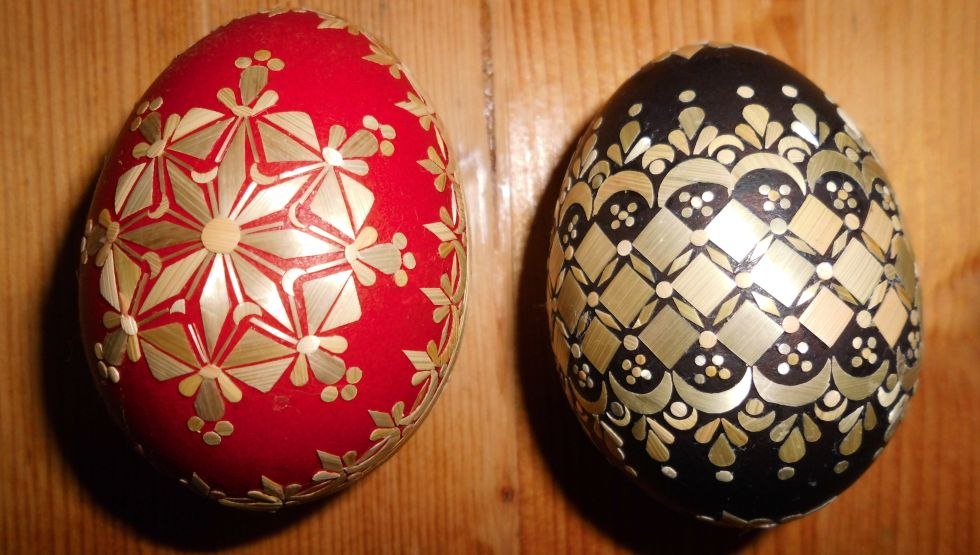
[0,1,976,553]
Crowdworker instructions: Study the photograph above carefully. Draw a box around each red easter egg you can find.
[78,10,467,509]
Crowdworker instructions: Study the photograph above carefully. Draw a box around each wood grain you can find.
[0,1,976,553]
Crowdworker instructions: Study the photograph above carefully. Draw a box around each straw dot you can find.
[735,272,753,288]
[691,229,708,246]
[187,416,204,432]
[321,386,339,402]
[617,240,633,256]
[857,310,872,328]
[824,390,841,406]
[699,331,717,348]
[770,218,787,235]
[670,402,688,417]
[782,316,799,333]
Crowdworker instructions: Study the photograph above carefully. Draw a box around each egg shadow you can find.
[514,129,763,554]
[39,171,333,551]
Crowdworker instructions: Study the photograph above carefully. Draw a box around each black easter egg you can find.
[546,43,922,527]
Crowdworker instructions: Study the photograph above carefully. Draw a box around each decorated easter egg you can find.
[78,10,467,509]
[547,44,921,526]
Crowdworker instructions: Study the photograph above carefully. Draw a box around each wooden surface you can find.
[0,1,977,553]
